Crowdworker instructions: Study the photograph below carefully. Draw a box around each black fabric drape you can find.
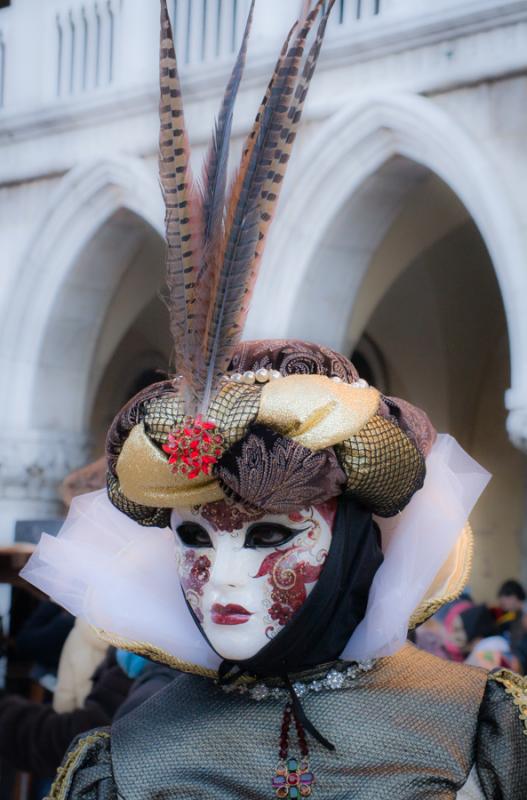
[218,494,384,679]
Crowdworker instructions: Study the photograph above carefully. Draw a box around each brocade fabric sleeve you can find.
[475,671,527,798]
[48,729,117,800]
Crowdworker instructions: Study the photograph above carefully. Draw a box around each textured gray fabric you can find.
[476,678,527,799]
[52,729,115,800]
[111,646,486,799]
[55,646,527,800]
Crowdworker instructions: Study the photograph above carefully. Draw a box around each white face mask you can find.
[170,500,336,661]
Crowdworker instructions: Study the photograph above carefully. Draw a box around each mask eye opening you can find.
[176,522,212,548]
[244,523,307,549]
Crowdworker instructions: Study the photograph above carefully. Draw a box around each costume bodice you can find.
[49,644,527,800]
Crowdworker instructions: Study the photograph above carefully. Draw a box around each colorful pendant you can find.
[272,757,315,798]
[272,702,315,797]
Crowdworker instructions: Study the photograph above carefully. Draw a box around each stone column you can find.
[506,402,527,587]
[0,428,91,543]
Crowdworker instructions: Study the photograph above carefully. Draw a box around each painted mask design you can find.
[171,499,336,661]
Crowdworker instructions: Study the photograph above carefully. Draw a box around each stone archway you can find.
[0,156,164,534]
[249,92,527,448]
[247,91,527,597]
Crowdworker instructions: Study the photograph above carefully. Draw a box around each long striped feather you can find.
[157,0,335,416]
[251,0,336,268]
[198,0,255,268]
[198,1,333,413]
[191,1,256,399]
[159,0,200,391]
[223,21,297,264]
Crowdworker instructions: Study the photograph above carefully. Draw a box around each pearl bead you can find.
[255,368,270,383]
[270,370,282,380]
[331,375,342,383]
[231,373,242,383]
[241,371,256,384]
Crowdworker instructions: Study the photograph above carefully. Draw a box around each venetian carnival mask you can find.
[171,499,337,661]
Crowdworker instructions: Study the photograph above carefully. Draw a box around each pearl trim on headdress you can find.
[220,369,369,388]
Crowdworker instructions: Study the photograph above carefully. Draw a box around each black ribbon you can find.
[284,675,335,751]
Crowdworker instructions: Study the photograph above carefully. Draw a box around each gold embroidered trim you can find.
[93,627,219,679]
[408,523,474,630]
[46,731,110,800]
[489,669,527,736]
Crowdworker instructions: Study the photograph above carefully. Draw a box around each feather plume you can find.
[159,0,201,394]
[157,0,335,416]
[198,0,255,267]
[191,1,256,398]
[251,0,336,267]
[198,1,334,413]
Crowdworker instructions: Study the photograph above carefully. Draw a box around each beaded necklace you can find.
[272,701,314,798]
[220,660,376,797]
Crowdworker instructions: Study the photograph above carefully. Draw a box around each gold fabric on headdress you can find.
[336,414,424,517]
[117,424,224,508]
[112,373,421,513]
[256,375,380,449]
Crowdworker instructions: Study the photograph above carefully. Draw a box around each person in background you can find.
[460,604,520,671]
[15,600,74,674]
[0,648,131,779]
[496,579,527,673]
[497,579,526,615]
[53,618,108,712]
[441,599,475,662]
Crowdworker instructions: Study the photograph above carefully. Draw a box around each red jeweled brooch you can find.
[162,415,224,479]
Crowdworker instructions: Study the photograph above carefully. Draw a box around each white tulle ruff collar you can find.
[21,435,490,677]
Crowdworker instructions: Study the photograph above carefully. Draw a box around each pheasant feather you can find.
[198,1,334,413]
[157,0,335,416]
[159,0,201,393]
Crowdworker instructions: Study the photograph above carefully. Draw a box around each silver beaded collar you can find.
[218,660,376,701]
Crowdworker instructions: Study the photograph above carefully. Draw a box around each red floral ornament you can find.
[162,415,224,479]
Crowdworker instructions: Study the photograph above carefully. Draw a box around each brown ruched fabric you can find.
[217,423,347,513]
[379,395,437,458]
[230,339,360,382]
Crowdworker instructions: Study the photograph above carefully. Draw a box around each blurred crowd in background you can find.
[415,579,527,673]
[0,596,175,799]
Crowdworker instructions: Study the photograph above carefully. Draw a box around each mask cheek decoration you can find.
[177,548,212,624]
[256,513,332,639]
